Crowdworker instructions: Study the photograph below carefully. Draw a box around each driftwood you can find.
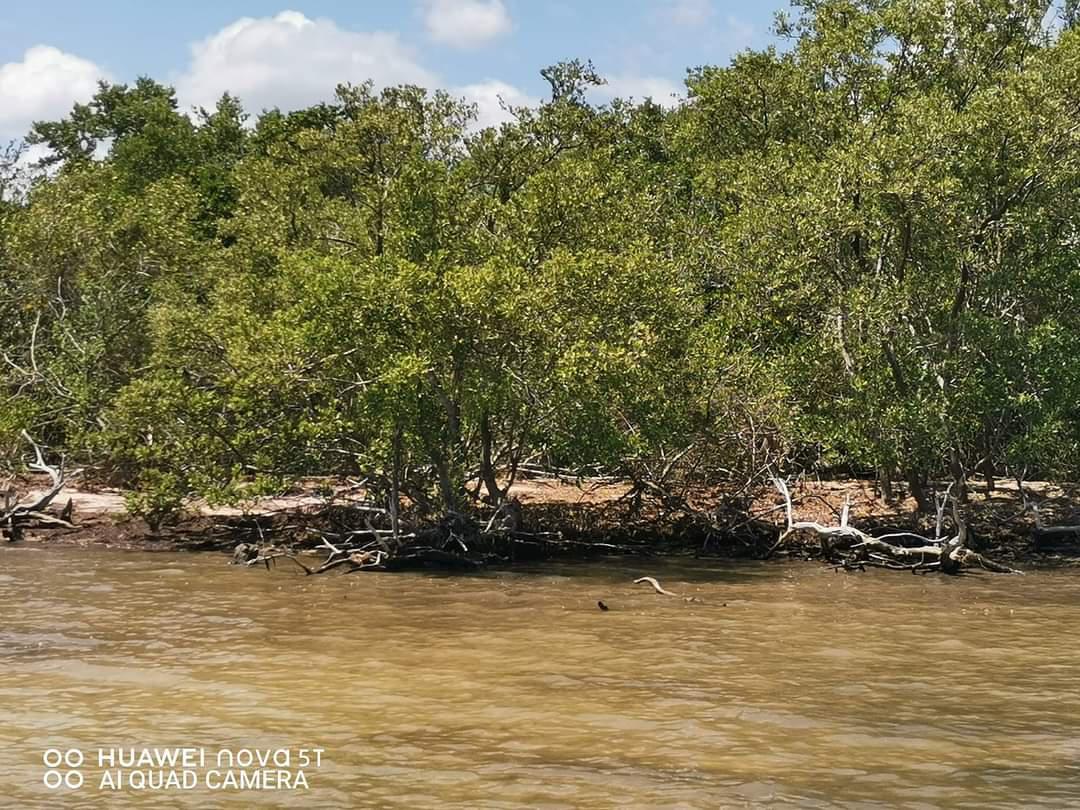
[236,540,486,574]
[768,477,1021,575]
[634,576,679,596]
[1033,524,1080,550]
[631,576,704,603]
[1,431,74,541]
[1023,491,1080,551]
[234,536,389,574]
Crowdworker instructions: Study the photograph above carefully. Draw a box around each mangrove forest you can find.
[2,0,1079,573]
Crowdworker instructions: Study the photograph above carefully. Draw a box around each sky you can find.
[0,0,780,141]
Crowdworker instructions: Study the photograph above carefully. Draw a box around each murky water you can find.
[1,547,1079,808]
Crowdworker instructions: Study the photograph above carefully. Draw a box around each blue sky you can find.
[0,1,780,140]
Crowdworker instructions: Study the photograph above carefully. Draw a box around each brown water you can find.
[1,547,1078,809]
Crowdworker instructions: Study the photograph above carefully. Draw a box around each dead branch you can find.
[768,477,1021,574]
[1,432,73,539]
[633,576,679,596]
[14,430,66,514]
[238,545,386,575]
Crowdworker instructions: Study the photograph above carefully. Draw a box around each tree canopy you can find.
[3,0,1079,522]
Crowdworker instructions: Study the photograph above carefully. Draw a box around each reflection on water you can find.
[1,546,1079,808]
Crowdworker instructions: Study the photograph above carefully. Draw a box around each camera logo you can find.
[43,749,84,789]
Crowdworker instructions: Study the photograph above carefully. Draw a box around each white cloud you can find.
[422,0,512,49]
[720,15,755,51]
[175,10,436,114]
[665,0,714,27]
[0,142,59,202]
[0,46,110,139]
[457,80,537,130]
[656,4,755,54]
[593,75,682,109]
[19,141,53,166]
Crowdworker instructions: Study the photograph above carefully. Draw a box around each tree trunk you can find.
[979,453,996,497]
[478,411,505,505]
[949,449,968,503]
[389,424,402,544]
[879,466,895,503]
[906,468,933,513]
[433,453,458,514]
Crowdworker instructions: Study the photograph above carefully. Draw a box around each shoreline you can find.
[9,476,1079,568]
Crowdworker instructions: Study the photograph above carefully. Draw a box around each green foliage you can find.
[3,10,1080,522]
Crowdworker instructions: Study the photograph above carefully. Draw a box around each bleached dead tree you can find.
[1,431,74,541]
[768,477,1021,574]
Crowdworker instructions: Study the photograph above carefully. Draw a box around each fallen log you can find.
[1027,499,1080,551]
[768,477,1021,575]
